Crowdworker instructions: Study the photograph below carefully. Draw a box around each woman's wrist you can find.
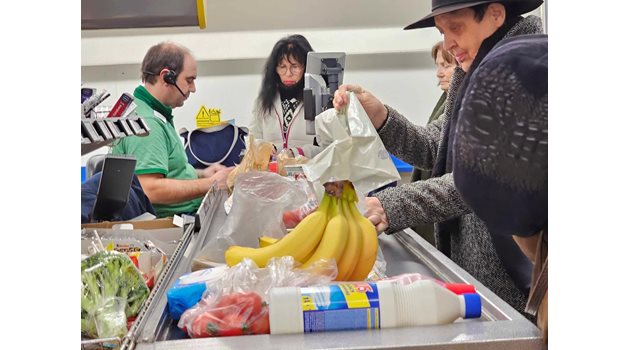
[375,104,390,131]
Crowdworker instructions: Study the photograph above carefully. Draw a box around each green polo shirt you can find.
[111,95,201,217]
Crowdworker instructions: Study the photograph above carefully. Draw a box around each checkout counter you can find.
[114,188,542,350]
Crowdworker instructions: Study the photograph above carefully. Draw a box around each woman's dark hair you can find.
[257,34,314,115]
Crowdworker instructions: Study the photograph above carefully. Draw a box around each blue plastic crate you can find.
[390,154,413,173]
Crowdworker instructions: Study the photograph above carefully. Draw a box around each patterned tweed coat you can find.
[373,16,544,314]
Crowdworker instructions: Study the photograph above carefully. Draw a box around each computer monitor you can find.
[303,52,346,135]
[91,155,137,221]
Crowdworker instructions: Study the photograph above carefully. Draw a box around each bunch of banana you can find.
[224,195,331,267]
[224,182,378,281]
[342,182,378,281]
[300,196,349,273]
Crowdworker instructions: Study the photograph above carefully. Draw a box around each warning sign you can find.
[208,108,222,124]
[195,105,223,128]
[195,105,210,128]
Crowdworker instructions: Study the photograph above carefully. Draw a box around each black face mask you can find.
[278,77,305,101]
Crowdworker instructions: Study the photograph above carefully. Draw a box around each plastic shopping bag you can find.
[192,171,309,266]
[178,256,336,338]
[302,92,400,199]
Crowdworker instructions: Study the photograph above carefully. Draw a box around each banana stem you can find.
[343,181,358,202]
[318,193,331,214]
[327,196,340,218]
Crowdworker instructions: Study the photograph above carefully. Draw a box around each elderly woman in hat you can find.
[453,34,548,342]
[332,0,545,317]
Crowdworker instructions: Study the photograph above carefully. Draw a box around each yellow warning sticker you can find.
[195,105,211,128]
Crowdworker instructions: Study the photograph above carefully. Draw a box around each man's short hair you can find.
[141,42,191,84]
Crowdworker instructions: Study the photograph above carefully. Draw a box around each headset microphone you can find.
[144,69,186,98]
[170,81,187,98]
[163,70,187,98]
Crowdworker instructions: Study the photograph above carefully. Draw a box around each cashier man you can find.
[112,42,233,218]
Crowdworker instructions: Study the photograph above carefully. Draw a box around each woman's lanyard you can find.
[274,102,303,150]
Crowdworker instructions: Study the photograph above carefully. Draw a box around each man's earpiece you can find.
[163,70,178,85]
[143,69,186,97]
[163,69,186,98]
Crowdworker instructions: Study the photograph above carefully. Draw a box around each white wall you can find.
[81,51,442,164]
[81,1,544,165]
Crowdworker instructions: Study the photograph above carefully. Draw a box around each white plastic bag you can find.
[302,92,400,199]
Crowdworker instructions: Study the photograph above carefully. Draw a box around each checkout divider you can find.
[119,187,542,350]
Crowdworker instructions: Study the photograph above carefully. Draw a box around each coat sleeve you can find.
[378,104,443,172]
[248,103,264,141]
[247,102,281,151]
[372,104,470,233]
[374,173,471,233]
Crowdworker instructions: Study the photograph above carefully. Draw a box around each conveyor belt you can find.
[128,189,542,350]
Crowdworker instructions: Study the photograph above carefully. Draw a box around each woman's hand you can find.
[333,84,388,129]
[365,197,389,234]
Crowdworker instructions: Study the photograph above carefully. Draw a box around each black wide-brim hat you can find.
[404,0,544,30]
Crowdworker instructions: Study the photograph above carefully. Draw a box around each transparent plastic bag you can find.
[81,250,149,338]
[93,296,127,339]
[178,256,336,338]
[167,266,228,320]
[193,171,310,266]
[227,135,275,192]
[276,148,309,176]
[81,229,168,289]
[370,245,388,280]
[281,174,319,229]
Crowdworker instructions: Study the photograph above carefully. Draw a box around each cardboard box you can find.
[81,217,184,256]
[81,217,179,230]
[81,217,186,288]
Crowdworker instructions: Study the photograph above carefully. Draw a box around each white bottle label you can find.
[300,282,381,332]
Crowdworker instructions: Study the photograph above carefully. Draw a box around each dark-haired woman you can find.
[248,34,322,158]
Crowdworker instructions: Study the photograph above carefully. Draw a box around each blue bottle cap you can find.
[463,293,482,319]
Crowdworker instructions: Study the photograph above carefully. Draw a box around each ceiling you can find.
[202,0,431,31]
[82,0,431,36]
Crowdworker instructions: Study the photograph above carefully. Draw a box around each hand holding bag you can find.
[180,123,248,168]
[302,91,400,198]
